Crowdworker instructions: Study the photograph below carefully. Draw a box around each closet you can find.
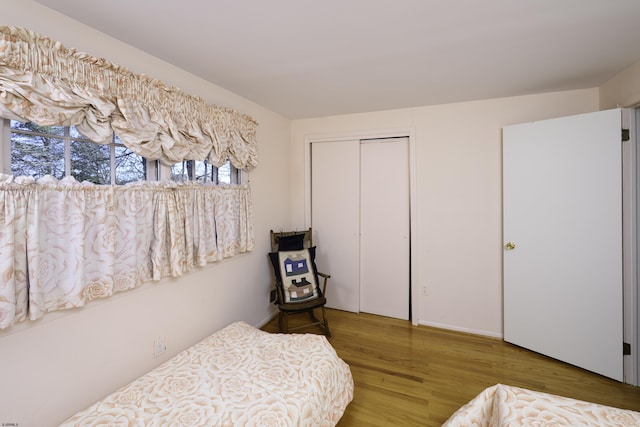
[310,137,410,320]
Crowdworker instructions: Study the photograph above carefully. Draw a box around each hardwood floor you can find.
[261,308,640,427]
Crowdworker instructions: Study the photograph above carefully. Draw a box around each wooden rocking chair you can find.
[268,228,331,337]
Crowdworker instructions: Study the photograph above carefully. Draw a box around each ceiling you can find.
[33,0,640,119]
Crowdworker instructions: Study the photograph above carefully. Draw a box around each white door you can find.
[503,109,623,381]
[360,138,410,319]
[311,140,360,312]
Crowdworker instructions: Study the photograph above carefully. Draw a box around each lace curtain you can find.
[0,27,258,329]
[0,175,254,329]
[0,26,259,169]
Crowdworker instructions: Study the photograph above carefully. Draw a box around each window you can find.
[7,120,152,184]
[170,159,241,184]
[4,119,242,185]
[0,117,254,329]
[0,27,257,328]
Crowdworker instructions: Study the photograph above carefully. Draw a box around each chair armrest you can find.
[317,271,330,294]
[273,282,284,304]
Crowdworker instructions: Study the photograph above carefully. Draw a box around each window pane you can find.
[10,120,65,136]
[8,121,151,184]
[11,134,64,179]
[170,160,214,183]
[170,160,237,183]
[70,140,110,184]
[217,161,231,184]
[115,145,146,185]
[171,160,190,182]
[194,160,213,183]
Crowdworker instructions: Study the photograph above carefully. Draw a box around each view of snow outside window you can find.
[10,120,145,185]
[9,120,237,185]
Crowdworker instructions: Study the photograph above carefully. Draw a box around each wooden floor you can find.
[261,308,640,427]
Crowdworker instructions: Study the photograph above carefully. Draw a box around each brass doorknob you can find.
[505,242,516,250]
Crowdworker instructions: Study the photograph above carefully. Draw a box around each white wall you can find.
[0,1,290,425]
[600,59,640,109]
[291,88,599,337]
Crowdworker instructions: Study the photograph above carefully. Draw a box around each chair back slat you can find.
[270,228,313,251]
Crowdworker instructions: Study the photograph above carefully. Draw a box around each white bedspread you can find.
[443,383,640,426]
[60,321,353,426]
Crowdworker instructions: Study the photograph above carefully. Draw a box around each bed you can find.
[60,321,354,426]
[443,383,640,426]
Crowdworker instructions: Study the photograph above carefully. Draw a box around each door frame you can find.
[625,107,639,386]
[636,107,640,386]
[304,128,419,325]
[621,106,639,386]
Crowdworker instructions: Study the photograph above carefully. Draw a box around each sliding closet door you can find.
[311,137,411,319]
[311,140,360,312]
[360,138,410,320]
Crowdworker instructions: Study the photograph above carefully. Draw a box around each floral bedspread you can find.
[443,383,640,426]
[60,322,354,426]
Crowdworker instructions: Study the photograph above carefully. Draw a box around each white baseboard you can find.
[417,320,503,339]
[256,310,279,329]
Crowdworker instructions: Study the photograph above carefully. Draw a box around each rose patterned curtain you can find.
[0,174,254,329]
[0,26,259,169]
[0,26,259,329]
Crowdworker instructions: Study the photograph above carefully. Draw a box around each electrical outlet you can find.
[153,336,166,358]
[422,285,429,296]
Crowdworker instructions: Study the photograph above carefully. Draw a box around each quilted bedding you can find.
[443,383,640,426]
[60,321,354,426]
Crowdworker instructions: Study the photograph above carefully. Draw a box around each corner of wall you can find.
[600,59,640,109]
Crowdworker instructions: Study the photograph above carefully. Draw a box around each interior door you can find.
[360,138,410,319]
[311,140,360,312]
[503,108,623,381]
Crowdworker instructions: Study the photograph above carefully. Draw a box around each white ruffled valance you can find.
[0,174,254,329]
[0,26,258,169]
